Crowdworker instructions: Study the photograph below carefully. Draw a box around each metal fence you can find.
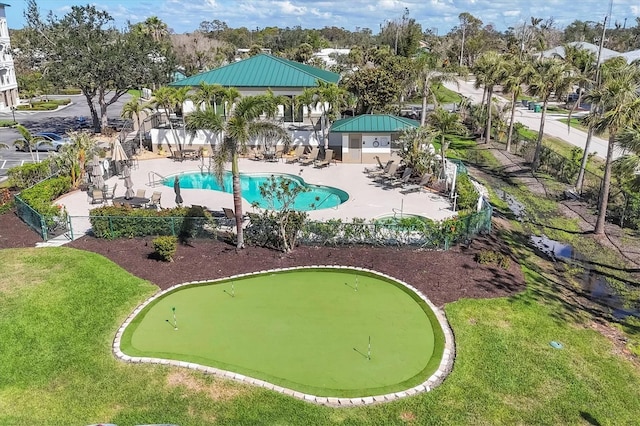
[82,201,493,250]
[15,195,70,241]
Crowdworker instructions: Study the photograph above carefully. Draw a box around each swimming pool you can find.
[164,172,349,211]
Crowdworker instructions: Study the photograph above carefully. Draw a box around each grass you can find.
[1,244,640,424]
[121,269,443,397]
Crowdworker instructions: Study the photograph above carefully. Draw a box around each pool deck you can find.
[56,157,455,239]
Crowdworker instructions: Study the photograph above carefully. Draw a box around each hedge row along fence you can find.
[15,175,72,240]
[89,202,493,250]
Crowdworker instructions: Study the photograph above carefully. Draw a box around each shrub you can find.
[456,173,479,211]
[475,249,511,269]
[0,188,12,214]
[89,206,215,239]
[19,176,72,218]
[7,160,54,189]
[0,120,15,127]
[57,88,82,95]
[153,236,177,262]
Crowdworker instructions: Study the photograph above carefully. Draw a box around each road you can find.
[444,78,621,161]
[0,93,132,180]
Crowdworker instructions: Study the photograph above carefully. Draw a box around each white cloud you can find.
[6,0,639,37]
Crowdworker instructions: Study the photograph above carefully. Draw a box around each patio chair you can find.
[373,163,398,183]
[386,167,413,188]
[136,189,146,199]
[314,149,334,168]
[285,145,306,164]
[400,173,433,194]
[89,188,104,204]
[367,160,394,177]
[147,191,162,210]
[299,147,320,166]
[104,183,118,204]
[363,156,384,173]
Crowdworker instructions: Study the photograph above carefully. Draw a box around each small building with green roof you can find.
[330,114,419,163]
[170,53,340,125]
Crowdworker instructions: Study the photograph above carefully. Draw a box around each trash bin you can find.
[534,104,542,113]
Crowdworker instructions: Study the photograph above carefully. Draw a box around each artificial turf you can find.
[120,269,444,397]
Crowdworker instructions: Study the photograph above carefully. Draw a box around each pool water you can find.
[164,172,348,211]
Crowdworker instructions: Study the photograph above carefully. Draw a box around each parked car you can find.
[15,132,72,152]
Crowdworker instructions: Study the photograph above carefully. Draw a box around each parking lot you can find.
[0,94,131,181]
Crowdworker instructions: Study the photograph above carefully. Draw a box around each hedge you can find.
[19,176,72,218]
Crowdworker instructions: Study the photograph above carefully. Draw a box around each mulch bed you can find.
[0,208,526,307]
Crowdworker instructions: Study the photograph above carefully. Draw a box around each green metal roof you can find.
[169,54,340,88]
[330,115,420,133]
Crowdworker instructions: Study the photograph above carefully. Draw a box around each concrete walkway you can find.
[444,78,622,160]
[56,157,455,240]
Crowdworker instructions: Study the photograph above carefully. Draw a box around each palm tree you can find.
[414,52,458,126]
[502,56,530,153]
[53,132,97,189]
[191,82,226,113]
[151,86,177,156]
[526,59,575,170]
[185,95,292,248]
[428,107,468,177]
[14,125,48,163]
[562,45,598,193]
[583,62,640,235]
[121,96,152,152]
[171,86,192,150]
[472,51,507,144]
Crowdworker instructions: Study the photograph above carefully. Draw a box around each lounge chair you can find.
[300,147,320,166]
[386,167,413,188]
[367,160,394,177]
[285,145,306,163]
[136,189,146,199]
[400,173,433,194]
[89,188,104,204]
[314,149,334,168]
[373,163,398,183]
[363,156,384,174]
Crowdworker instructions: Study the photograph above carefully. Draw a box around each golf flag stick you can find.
[368,336,371,360]
[232,282,235,297]
[355,276,359,292]
[172,307,177,330]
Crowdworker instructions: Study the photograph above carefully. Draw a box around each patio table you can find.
[113,196,150,208]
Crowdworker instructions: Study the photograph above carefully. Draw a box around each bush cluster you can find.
[16,99,70,111]
[475,249,511,269]
[56,88,82,95]
[8,160,54,189]
[19,176,72,218]
[0,120,15,127]
[456,173,479,211]
[89,205,217,240]
[152,236,177,262]
[0,188,12,214]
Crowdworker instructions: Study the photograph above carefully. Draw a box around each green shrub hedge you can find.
[456,173,479,211]
[19,176,72,218]
[16,99,71,111]
[0,120,15,127]
[89,206,217,239]
[7,160,54,190]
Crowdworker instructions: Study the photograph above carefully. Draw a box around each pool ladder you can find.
[147,171,167,187]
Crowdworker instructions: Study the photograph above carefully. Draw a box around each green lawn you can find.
[121,269,443,397]
[1,247,640,425]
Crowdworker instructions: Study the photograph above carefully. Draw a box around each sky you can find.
[4,0,640,35]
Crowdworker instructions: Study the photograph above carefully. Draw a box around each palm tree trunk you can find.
[506,92,517,153]
[485,86,493,143]
[421,86,428,126]
[532,98,549,171]
[575,125,594,193]
[594,133,616,235]
[231,152,245,248]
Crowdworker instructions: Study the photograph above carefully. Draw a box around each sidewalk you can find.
[444,78,621,160]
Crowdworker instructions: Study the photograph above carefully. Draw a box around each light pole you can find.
[10,106,16,123]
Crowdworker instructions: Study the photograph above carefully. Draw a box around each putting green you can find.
[120,268,445,397]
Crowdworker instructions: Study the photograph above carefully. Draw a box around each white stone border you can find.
[113,266,455,407]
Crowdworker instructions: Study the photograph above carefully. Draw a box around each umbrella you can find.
[123,165,135,199]
[174,176,183,206]
[112,140,128,175]
[90,155,104,189]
